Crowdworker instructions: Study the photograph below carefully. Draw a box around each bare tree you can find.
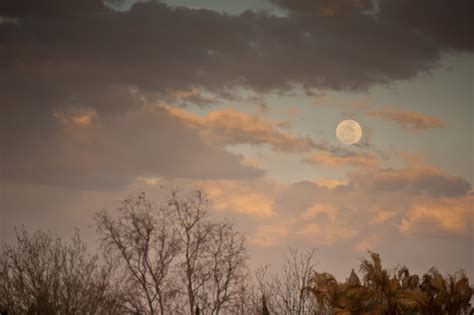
[169,190,248,315]
[270,248,318,314]
[256,265,274,315]
[0,227,120,314]
[242,249,319,315]
[96,190,249,315]
[95,193,181,315]
[206,222,247,314]
[169,190,211,314]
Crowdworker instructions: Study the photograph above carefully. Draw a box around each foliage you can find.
[305,252,473,315]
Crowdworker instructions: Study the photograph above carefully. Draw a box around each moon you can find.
[336,119,362,145]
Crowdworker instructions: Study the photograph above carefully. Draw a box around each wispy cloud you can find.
[166,106,316,152]
[368,108,446,130]
[314,178,348,189]
[305,151,380,168]
[53,106,98,126]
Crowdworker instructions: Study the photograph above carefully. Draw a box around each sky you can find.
[0,0,473,280]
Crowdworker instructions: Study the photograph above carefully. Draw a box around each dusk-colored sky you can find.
[1,0,472,280]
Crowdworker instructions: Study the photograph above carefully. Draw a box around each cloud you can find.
[400,195,473,235]
[158,87,221,107]
[1,103,263,189]
[1,0,469,191]
[195,179,365,247]
[285,105,302,118]
[54,106,98,126]
[272,0,473,52]
[203,180,276,218]
[250,224,289,247]
[314,178,348,189]
[368,108,446,130]
[167,106,315,152]
[378,0,473,51]
[0,15,19,24]
[369,210,397,225]
[271,0,374,17]
[312,93,330,106]
[347,98,372,110]
[305,150,380,168]
[0,0,104,17]
[191,152,472,249]
[297,203,358,245]
[353,235,381,253]
[1,0,471,112]
[349,157,471,197]
[136,176,161,186]
[249,170,470,247]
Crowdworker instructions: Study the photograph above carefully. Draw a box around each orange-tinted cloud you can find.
[250,224,289,247]
[189,152,472,251]
[400,195,473,235]
[368,108,446,130]
[203,180,276,218]
[54,107,97,126]
[195,151,472,250]
[369,210,397,225]
[306,151,380,168]
[314,178,348,188]
[167,106,315,152]
[137,176,161,186]
[353,235,381,252]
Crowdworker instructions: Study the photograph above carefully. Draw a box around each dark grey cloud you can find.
[272,0,473,52]
[0,0,105,17]
[1,0,472,189]
[378,0,473,52]
[0,94,263,189]
[1,0,472,96]
[271,0,374,17]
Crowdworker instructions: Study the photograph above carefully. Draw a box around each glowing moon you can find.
[336,119,362,145]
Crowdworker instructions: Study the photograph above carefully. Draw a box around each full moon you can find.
[336,119,363,145]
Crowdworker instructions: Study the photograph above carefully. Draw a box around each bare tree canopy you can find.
[0,228,121,314]
[95,190,248,315]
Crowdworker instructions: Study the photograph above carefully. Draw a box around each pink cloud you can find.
[167,107,315,152]
[368,108,446,130]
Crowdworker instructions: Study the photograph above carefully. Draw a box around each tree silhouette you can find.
[95,190,248,314]
[0,228,121,314]
[305,251,473,314]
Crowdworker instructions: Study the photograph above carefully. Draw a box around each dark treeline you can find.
[1,190,472,314]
